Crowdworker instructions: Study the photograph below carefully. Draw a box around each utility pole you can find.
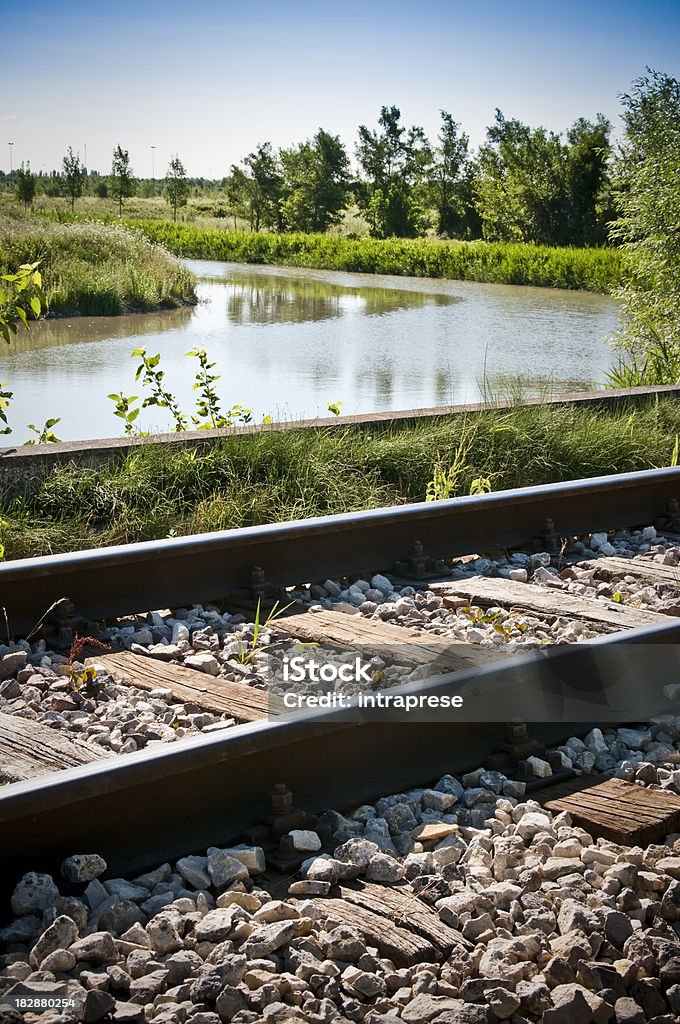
[8,141,13,174]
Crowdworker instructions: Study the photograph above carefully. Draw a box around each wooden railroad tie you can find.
[271,607,503,671]
[540,776,680,847]
[307,881,471,967]
[87,651,278,722]
[429,577,669,631]
[0,711,109,783]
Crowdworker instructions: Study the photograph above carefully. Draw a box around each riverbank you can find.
[130,222,623,293]
[0,211,197,316]
[1,397,678,559]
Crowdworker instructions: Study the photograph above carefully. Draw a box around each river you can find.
[1,259,620,444]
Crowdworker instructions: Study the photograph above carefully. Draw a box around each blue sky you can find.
[2,0,679,178]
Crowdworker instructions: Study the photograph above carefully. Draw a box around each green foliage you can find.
[0,211,196,315]
[110,145,136,217]
[109,348,255,434]
[0,259,46,344]
[132,347,188,431]
[24,418,62,445]
[326,401,342,416]
[5,399,680,560]
[355,106,433,238]
[429,111,478,238]
[62,147,85,212]
[165,155,189,222]
[609,70,680,384]
[474,110,612,245]
[108,391,140,435]
[130,221,622,293]
[280,129,351,233]
[14,164,36,210]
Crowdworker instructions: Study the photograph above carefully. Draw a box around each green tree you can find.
[110,145,135,216]
[609,70,680,382]
[62,146,85,212]
[15,163,36,209]
[474,110,611,245]
[428,111,479,238]
[243,142,284,231]
[355,106,433,238]
[280,129,351,233]
[165,155,189,221]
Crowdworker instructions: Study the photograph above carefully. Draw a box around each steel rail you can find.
[1,617,680,901]
[1,467,679,635]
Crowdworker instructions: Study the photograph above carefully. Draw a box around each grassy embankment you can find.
[0,211,196,316]
[1,399,677,560]
[130,221,623,293]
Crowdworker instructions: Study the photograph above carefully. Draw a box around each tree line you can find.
[224,106,613,246]
[7,103,615,246]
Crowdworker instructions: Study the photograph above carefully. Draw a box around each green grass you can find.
[0,209,197,315]
[128,222,623,293]
[1,399,677,560]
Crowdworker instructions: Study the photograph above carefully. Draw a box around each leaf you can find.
[29,296,41,317]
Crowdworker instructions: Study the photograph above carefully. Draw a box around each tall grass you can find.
[129,222,623,293]
[0,210,197,315]
[1,399,678,560]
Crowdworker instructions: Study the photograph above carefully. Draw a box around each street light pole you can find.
[151,145,156,181]
[8,142,14,175]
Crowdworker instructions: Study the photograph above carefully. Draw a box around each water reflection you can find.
[221,274,458,326]
[1,259,620,443]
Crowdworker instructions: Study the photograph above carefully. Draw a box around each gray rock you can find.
[604,909,634,947]
[146,912,184,954]
[194,907,243,943]
[613,997,645,1024]
[365,853,405,883]
[70,931,120,965]
[219,845,266,874]
[61,853,107,883]
[103,879,150,901]
[30,915,79,968]
[334,838,380,868]
[401,993,487,1023]
[543,986,592,1024]
[241,920,299,957]
[11,872,60,916]
[0,650,28,680]
[288,830,322,852]
[206,848,250,888]
[176,855,211,889]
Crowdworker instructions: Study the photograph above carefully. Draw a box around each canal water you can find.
[2,259,620,443]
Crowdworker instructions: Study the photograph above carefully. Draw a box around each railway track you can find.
[3,467,680,1022]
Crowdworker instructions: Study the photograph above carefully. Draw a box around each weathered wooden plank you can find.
[430,577,668,631]
[0,711,108,783]
[542,777,680,845]
[273,609,501,670]
[312,897,437,966]
[87,652,273,722]
[338,882,471,956]
[581,556,680,588]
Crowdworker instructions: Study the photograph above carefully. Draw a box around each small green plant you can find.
[65,635,109,695]
[469,476,492,495]
[0,382,13,436]
[132,347,188,431]
[108,391,141,435]
[327,401,343,416]
[0,260,46,343]
[671,435,679,468]
[237,597,296,665]
[25,418,62,445]
[460,605,528,638]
